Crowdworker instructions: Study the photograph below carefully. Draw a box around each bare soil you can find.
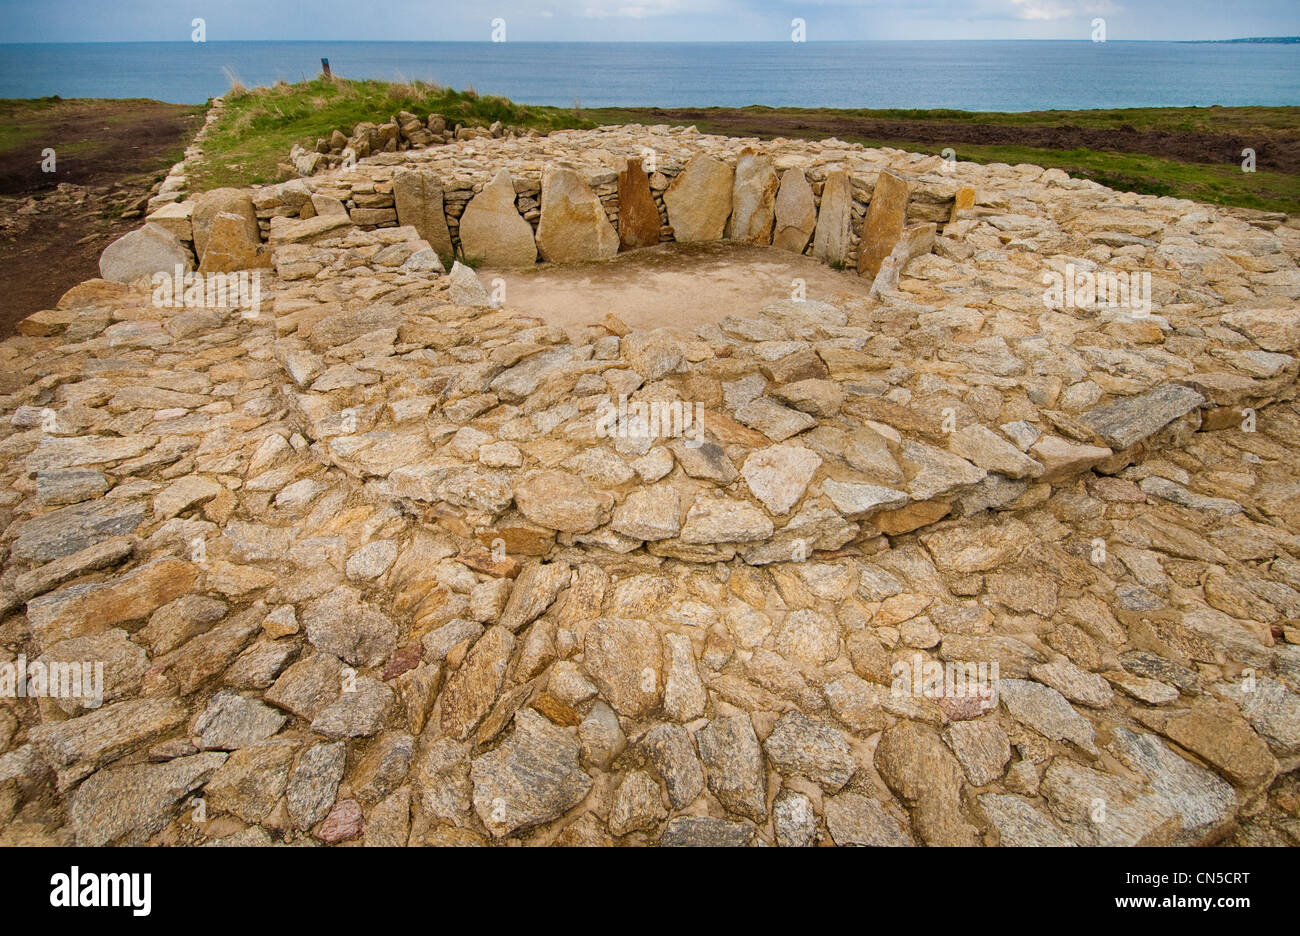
[483,241,873,337]
[0,99,204,338]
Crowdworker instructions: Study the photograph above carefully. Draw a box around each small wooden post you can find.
[321,58,332,78]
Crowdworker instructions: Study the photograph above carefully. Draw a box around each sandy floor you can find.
[481,241,873,334]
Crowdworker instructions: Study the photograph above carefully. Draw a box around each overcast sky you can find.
[3,0,1298,42]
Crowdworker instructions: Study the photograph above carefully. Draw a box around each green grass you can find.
[587,103,1300,136]
[69,77,1291,213]
[843,138,1298,213]
[189,76,596,190]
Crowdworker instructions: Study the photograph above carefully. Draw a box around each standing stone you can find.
[950,185,976,222]
[191,188,259,260]
[858,170,911,278]
[536,165,619,263]
[772,169,816,254]
[99,223,193,283]
[663,155,733,242]
[730,149,779,244]
[617,157,660,250]
[199,212,269,274]
[458,169,537,267]
[812,168,852,266]
[393,167,454,262]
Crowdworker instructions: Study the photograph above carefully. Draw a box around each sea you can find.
[0,40,1297,110]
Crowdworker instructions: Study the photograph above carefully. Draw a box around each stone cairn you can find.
[1,123,1298,847]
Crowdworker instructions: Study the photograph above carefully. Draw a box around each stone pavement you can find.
[1,127,1298,846]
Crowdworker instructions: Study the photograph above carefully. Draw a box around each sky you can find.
[1,0,1298,42]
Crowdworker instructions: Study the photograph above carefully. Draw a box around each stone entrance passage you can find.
[482,241,874,336]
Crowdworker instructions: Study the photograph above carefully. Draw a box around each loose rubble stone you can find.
[763,712,856,793]
[193,690,286,750]
[287,741,346,830]
[696,714,767,822]
[610,770,668,836]
[471,709,592,837]
[876,721,980,846]
[825,792,915,846]
[583,617,662,718]
[69,753,226,846]
[1078,384,1206,451]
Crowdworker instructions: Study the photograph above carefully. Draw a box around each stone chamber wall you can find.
[143,122,975,285]
[2,121,1300,848]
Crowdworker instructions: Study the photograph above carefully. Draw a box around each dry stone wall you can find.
[142,123,974,281]
[3,123,1300,848]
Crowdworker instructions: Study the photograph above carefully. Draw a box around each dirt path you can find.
[0,99,205,338]
[615,108,1300,174]
[482,241,874,339]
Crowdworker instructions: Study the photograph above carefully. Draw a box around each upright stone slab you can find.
[192,188,259,260]
[950,185,977,222]
[617,157,660,250]
[458,168,538,268]
[730,149,779,245]
[199,212,270,273]
[535,165,619,263]
[772,169,816,254]
[663,155,733,242]
[393,167,454,262]
[858,170,911,278]
[812,168,852,266]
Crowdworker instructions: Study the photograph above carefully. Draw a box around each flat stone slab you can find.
[1078,383,1205,450]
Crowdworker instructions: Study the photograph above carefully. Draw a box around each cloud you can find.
[579,0,691,18]
[1008,0,1076,20]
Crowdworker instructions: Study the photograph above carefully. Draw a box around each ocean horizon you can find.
[1,39,1298,110]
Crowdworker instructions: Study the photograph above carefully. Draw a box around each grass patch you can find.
[590,104,1300,136]
[189,75,597,191]
[870,140,1300,213]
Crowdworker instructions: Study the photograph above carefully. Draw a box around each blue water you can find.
[0,41,1297,109]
